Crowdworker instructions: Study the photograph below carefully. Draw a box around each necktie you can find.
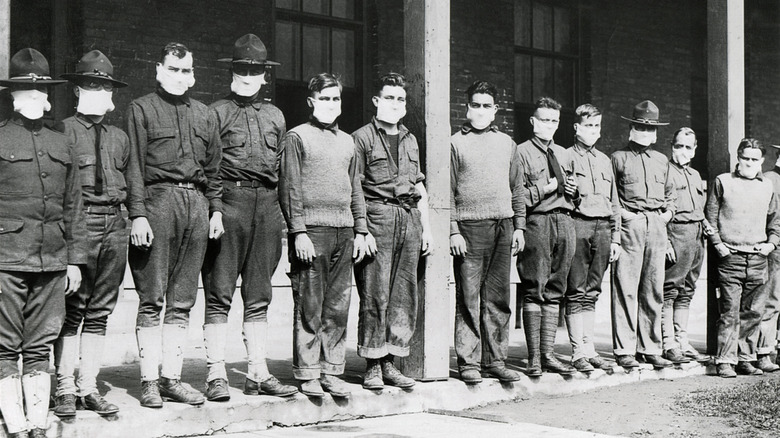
[94,123,103,195]
[546,147,565,195]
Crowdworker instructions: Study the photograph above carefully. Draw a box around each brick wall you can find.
[69,0,274,127]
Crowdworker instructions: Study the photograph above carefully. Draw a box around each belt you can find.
[84,205,120,215]
[532,208,571,216]
[149,181,201,190]
[572,211,609,221]
[370,197,415,211]
[671,219,704,225]
[225,180,268,188]
[627,207,663,214]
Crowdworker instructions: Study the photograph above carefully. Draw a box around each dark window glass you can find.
[532,3,553,50]
[275,0,299,11]
[302,25,329,81]
[275,20,300,81]
[331,0,355,19]
[514,0,531,46]
[331,29,355,87]
[302,0,328,15]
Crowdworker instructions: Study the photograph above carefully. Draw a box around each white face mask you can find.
[10,89,51,120]
[629,127,657,147]
[156,58,195,96]
[308,87,342,125]
[532,117,558,142]
[575,125,601,147]
[375,97,406,125]
[737,163,761,179]
[230,73,266,97]
[76,88,115,116]
[672,148,695,166]
[466,106,495,130]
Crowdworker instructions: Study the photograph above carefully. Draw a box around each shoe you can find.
[572,358,595,372]
[717,363,736,378]
[362,359,383,390]
[756,355,780,373]
[588,355,610,370]
[526,356,543,377]
[637,353,673,369]
[248,376,298,397]
[82,393,119,415]
[206,378,230,402]
[29,430,46,438]
[735,361,764,376]
[300,379,324,398]
[663,349,692,364]
[524,309,543,377]
[159,377,205,405]
[8,432,29,438]
[140,380,163,408]
[319,375,351,398]
[615,355,639,368]
[53,393,77,418]
[484,366,522,382]
[459,369,482,384]
[541,354,576,375]
[380,357,415,388]
[684,348,710,363]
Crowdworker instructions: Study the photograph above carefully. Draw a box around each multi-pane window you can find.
[514,0,580,144]
[274,0,363,131]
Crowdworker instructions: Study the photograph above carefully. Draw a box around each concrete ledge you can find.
[24,361,710,438]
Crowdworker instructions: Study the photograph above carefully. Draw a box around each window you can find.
[274,0,364,132]
[514,0,581,145]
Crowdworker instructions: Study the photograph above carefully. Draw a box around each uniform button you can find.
[33,131,39,136]
[41,172,47,178]
[9,154,14,159]
[43,195,48,201]
[37,151,44,157]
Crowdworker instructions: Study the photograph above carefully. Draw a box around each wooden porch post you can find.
[706,0,745,355]
[400,0,451,380]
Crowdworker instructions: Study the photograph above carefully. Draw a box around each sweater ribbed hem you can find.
[456,206,514,221]
[305,209,354,228]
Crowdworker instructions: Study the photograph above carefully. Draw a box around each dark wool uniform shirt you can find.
[0,117,87,271]
[352,117,424,204]
[570,141,621,244]
[667,161,705,223]
[611,141,676,214]
[278,119,367,235]
[62,114,129,207]
[516,136,576,213]
[209,93,286,186]
[125,88,222,218]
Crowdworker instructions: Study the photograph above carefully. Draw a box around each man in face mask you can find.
[706,138,780,377]
[610,100,676,370]
[279,73,367,398]
[352,73,432,390]
[756,144,780,373]
[516,97,578,377]
[565,104,621,372]
[660,128,711,367]
[200,34,297,402]
[125,42,222,408]
[449,80,525,384]
[52,50,129,419]
[0,48,87,438]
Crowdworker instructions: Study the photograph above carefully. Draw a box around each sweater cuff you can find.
[450,220,461,236]
[353,218,368,235]
[513,216,526,231]
[209,199,223,215]
[769,235,780,247]
[288,216,307,234]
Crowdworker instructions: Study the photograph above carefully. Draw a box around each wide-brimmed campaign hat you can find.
[620,100,669,126]
[218,34,280,65]
[61,50,128,88]
[0,48,67,86]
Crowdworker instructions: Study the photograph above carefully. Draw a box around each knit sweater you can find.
[288,123,355,228]
[450,126,517,222]
[705,171,780,252]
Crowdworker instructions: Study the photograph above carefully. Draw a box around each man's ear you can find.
[371,95,379,108]
[73,86,80,98]
[306,97,314,109]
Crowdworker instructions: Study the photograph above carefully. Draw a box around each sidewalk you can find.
[11,255,713,437]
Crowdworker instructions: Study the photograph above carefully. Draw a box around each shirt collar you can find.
[231,92,265,109]
[75,113,106,130]
[733,168,764,181]
[531,136,553,153]
[11,114,43,132]
[156,87,191,106]
[573,140,597,156]
[371,117,409,137]
[309,115,339,133]
[460,122,498,134]
[628,141,652,155]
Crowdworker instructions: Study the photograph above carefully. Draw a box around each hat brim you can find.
[620,115,670,126]
[217,58,281,66]
[0,78,67,86]
[770,144,780,149]
[60,73,128,88]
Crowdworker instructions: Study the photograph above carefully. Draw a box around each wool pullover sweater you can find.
[450,124,525,235]
[278,121,367,234]
[705,171,780,253]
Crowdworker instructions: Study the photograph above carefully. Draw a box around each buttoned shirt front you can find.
[209,93,286,186]
[667,161,705,223]
[516,136,576,213]
[611,141,676,214]
[570,141,620,243]
[62,114,129,207]
[125,88,222,218]
[0,117,87,271]
[353,117,424,204]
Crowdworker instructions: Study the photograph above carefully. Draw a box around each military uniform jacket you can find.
[0,117,87,272]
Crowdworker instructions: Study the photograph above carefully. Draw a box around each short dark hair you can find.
[466,80,497,102]
[375,72,406,96]
[737,138,766,157]
[671,127,697,146]
[308,72,342,97]
[574,103,601,124]
[535,97,561,111]
[160,42,191,63]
